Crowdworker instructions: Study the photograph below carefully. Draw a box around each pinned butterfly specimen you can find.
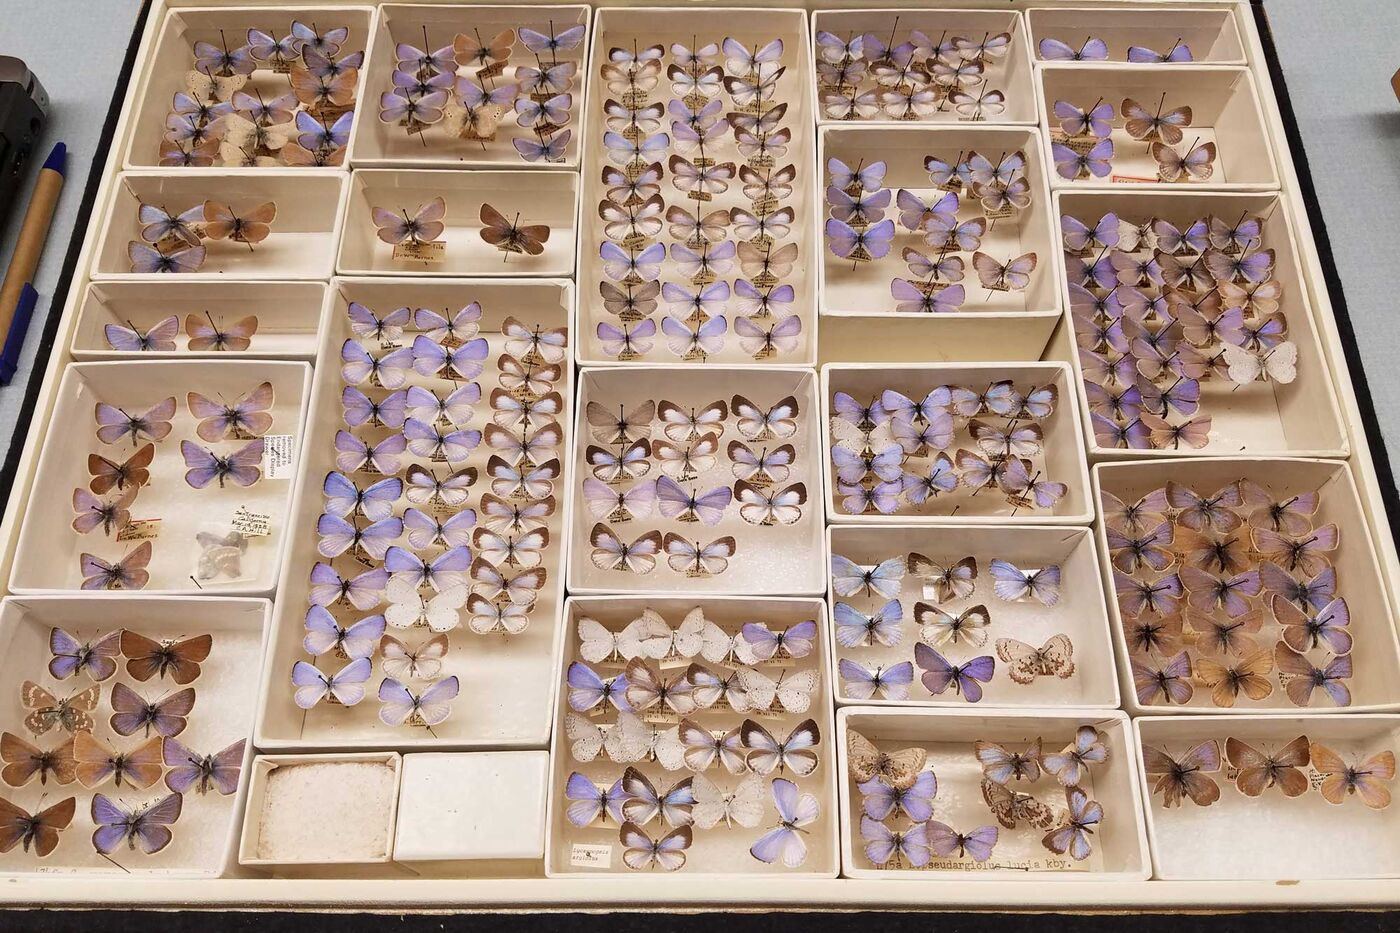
[839,659,915,702]
[186,312,258,351]
[187,381,274,442]
[90,791,183,856]
[916,603,990,648]
[831,554,904,600]
[1273,594,1351,655]
[0,796,76,857]
[1226,734,1311,797]
[72,732,164,789]
[590,524,663,574]
[1153,140,1216,183]
[691,773,765,830]
[620,767,695,828]
[621,822,692,872]
[914,643,994,703]
[735,480,806,525]
[565,772,627,828]
[834,600,903,649]
[378,676,460,729]
[303,607,384,661]
[479,203,550,258]
[996,635,1076,685]
[1052,139,1114,180]
[847,730,927,790]
[1143,740,1222,807]
[741,718,821,777]
[128,241,206,274]
[291,657,373,708]
[987,559,1061,606]
[161,737,245,797]
[1130,650,1194,705]
[1043,726,1108,787]
[373,197,446,245]
[94,397,176,446]
[1041,787,1102,861]
[1310,743,1395,809]
[927,821,998,863]
[105,316,180,352]
[750,778,819,868]
[1274,643,1352,707]
[202,199,277,246]
[663,534,736,576]
[47,628,120,682]
[79,541,153,591]
[732,394,799,440]
[179,439,264,489]
[109,683,195,738]
[975,738,1042,785]
[1121,94,1192,145]
[0,732,76,787]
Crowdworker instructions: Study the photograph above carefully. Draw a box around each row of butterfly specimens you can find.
[828,525,1119,709]
[360,5,588,166]
[1097,459,1400,713]
[142,15,369,169]
[1038,66,1277,189]
[0,599,267,874]
[568,367,825,596]
[819,126,1056,320]
[578,8,815,366]
[261,282,572,748]
[548,598,837,875]
[1136,716,1400,881]
[1026,7,1249,66]
[811,10,1037,125]
[838,709,1149,878]
[1060,191,1345,457]
[822,363,1089,521]
[9,361,309,595]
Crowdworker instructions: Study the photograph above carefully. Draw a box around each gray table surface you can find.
[0,0,1396,468]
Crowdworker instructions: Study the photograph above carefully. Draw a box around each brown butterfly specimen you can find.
[1126,615,1183,656]
[1226,734,1310,797]
[0,796,76,857]
[981,778,1055,829]
[20,682,100,736]
[1310,742,1396,809]
[289,65,357,109]
[0,732,76,787]
[72,732,164,790]
[1141,740,1221,807]
[202,199,277,245]
[1194,649,1273,708]
[479,203,550,257]
[120,631,213,685]
[847,730,927,789]
[109,684,196,738]
[88,442,155,494]
[454,28,516,68]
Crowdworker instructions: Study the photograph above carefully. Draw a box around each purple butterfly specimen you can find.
[308,562,388,611]
[749,778,819,867]
[515,93,572,129]
[514,128,572,163]
[1053,139,1114,179]
[303,605,385,659]
[989,559,1061,605]
[1039,37,1108,61]
[567,662,630,713]
[828,157,887,192]
[48,628,121,681]
[322,472,402,522]
[839,659,916,702]
[403,417,481,463]
[826,218,896,262]
[104,316,180,352]
[316,514,402,561]
[340,340,413,389]
[127,241,206,274]
[1128,42,1193,63]
[347,302,410,342]
[655,476,732,525]
[927,820,998,861]
[162,738,245,796]
[246,28,295,63]
[839,480,901,515]
[180,438,263,489]
[383,545,472,591]
[831,445,902,486]
[1054,99,1114,138]
[91,792,183,855]
[859,770,937,823]
[334,430,406,475]
[1131,650,1195,705]
[403,508,476,550]
[914,642,995,702]
[1042,787,1102,860]
[340,387,408,430]
[411,335,489,381]
[891,280,965,314]
[740,619,818,661]
[862,815,930,868]
[292,658,373,708]
[295,110,353,151]
[1275,643,1352,707]
[566,772,626,827]
[834,600,904,649]
[1061,213,1119,251]
[378,89,448,126]
[79,541,152,591]
[109,683,194,738]
[1091,413,1151,449]
[901,457,959,504]
[95,397,176,446]
[519,23,587,54]
[378,675,459,727]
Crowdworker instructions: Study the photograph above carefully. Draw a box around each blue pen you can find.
[0,141,67,386]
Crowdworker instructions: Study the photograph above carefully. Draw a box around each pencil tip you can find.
[42,142,67,174]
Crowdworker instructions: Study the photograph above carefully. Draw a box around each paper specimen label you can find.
[570,843,613,868]
[393,240,446,263]
[231,506,272,537]
[262,434,296,479]
[116,518,162,542]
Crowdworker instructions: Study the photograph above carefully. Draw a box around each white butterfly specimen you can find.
[735,668,820,714]
[691,773,766,829]
[384,577,467,633]
[379,633,449,680]
[732,394,799,440]
[565,710,651,763]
